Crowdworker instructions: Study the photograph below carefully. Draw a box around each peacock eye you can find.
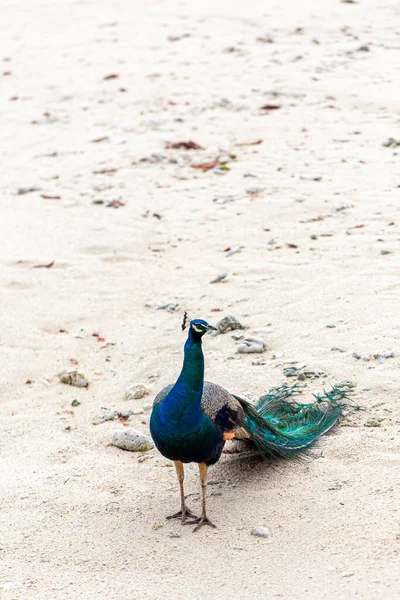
[192,324,204,333]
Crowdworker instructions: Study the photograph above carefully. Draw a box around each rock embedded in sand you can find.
[112,429,154,452]
[335,380,356,390]
[251,526,270,538]
[364,418,383,428]
[382,137,400,148]
[58,369,89,388]
[283,365,327,380]
[125,384,148,400]
[101,410,118,422]
[237,336,266,354]
[210,272,228,284]
[216,315,245,334]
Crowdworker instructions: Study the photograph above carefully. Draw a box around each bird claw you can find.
[166,506,200,525]
[190,516,217,532]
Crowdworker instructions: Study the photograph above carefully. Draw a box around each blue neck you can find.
[160,331,204,426]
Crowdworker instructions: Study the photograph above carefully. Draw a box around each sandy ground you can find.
[1,0,399,598]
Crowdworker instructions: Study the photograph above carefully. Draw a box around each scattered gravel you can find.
[283,366,326,380]
[353,351,394,363]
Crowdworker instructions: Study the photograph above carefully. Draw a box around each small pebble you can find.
[374,351,394,361]
[156,303,179,312]
[251,526,270,538]
[225,245,244,257]
[353,351,394,362]
[216,315,245,334]
[382,137,400,148]
[328,481,345,490]
[125,384,148,400]
[252,358,266,365]
[210,272,227,284]
[364,418,382,427]
[232,332,244,341]
[101,410,118,422]
[16,185,41,195]
[119,409,133,419]
[326,324,336,328]
[284,366,326,380]
[246,186,264,196]
[58,370,89,388]
[335,380,356,389]
[283,366,298,377]
[237,336,266,354]
[272,352,284,359]
[112,428,154,452]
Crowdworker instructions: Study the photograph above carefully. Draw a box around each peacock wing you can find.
[153,384,174,407]
[202,381,245,432]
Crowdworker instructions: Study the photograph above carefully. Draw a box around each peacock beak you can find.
[206,324,217,331]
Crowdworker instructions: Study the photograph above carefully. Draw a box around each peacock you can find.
[150,313,348,531]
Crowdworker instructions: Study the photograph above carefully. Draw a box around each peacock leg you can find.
[166,460,199,524]
[191,463,217,532]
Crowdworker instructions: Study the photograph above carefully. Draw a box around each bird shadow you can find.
[210,442,289,488]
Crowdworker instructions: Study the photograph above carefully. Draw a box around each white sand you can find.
[1,0,399,598]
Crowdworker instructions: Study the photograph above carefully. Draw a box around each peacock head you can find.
[182,312,217,340]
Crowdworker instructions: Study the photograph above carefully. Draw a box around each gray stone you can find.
[210,272,227,284]
[283,366,299,377]
[216,315,245,334]
[237,337,266,354]
[364,418,382,428]
[335,380,356,389]
[125,384,148,400]
[101,410,118,422]
[112,429,154,452]
[251,526,270,538]
[58,370,89,388]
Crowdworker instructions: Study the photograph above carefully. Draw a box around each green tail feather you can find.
[234,385,349,459]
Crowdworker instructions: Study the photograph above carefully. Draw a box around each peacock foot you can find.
[190,515,217,532]
[166,505,200,525]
